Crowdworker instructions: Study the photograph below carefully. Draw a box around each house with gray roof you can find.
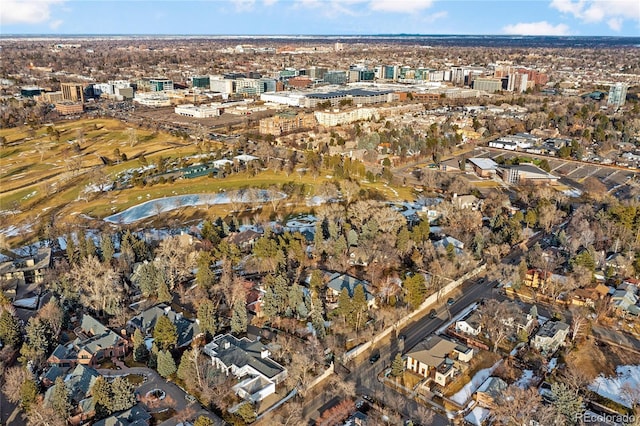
[405,335,473,387]
[323,272,376,309]
[93,404,151,426]
[531,320,569,353]
[48,315,127,368]
[456,311,482,336]
[204,334,287,403]
[44,364,100,424]
[611,283,640,316]
[475,376,508,407]
[127,303,201,348]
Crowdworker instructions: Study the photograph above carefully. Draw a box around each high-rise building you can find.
[192,75,210,88]
[507,73,529,93]
[472,78,502,93]
[309,66,328,80]
[323,71,347,85]
[608,83,628,108]
[61,83,85,102]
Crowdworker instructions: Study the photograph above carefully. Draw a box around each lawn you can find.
[125,374,145,386]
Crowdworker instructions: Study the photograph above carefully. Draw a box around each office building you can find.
[20,86,43,97]
[608,83,629,108]
[323,71,347,85]
[192,75,211,88]
[309,66,328,80]
[61,83,85,102]
[472,78,502,93]
[507,73,529,93]
[149,78,173,92]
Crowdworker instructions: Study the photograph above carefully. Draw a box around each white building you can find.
[174,103,223,118]
[260,92,306,107]
[314,107,379,127]
[133,92,171,107]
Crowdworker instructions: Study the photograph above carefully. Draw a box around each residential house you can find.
[323,272,376,309]
[405,335,473,386]
[246,286,266,318]
[204,334,287,403]
[611,283,640,316]
[44,364,100,424]
[40,365,68,388]
[474,376,508,408]
[48,315,127,368]
[571,284,610,308]
[227,229,262,252]
[531,321,569,353]
[93,404,151,426]
[456,311,482,336]
[433,236,464,253]
[452,193,481,210]
[0,247,51,297]
[127,304,201,348]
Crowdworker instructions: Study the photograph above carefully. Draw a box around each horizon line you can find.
[2,33,639,38]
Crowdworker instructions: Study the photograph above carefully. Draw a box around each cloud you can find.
[231,0,256,12]
[49,19,63,30]
[0,0,64,25]
[369,0,434,13]
[550,0,640,31]
[503,21,571,35]
[263,0,278,5]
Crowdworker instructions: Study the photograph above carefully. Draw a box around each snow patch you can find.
[451,360,502,405]
[589,364,640,409]
[465,406,490,426]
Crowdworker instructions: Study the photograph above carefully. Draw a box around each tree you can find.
[157,350,177,378]
[91,377,113,419]
[132,262,165,297]
[111,376,136,412]
[551,382,583,424]
[236,402,257,423]
[68,255,124,316]
[351,284,368,331]
[478,300,519,353]
[153,315,177,350]
[20,378,39,411]
[37,298,65,338]
[0,310,21,348]
[404,274,426,309]
[493,386,555,426]
[391,354,405,378]
[132,328,149,362]
[231,299,248,334]
[194,416,215,426]
[195,252,215,290]
[48,376,71,421]
[197,300,217,338]
[3,366,29,405]
[20,316,54,366]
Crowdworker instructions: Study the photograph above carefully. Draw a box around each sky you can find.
[1,0,639,36]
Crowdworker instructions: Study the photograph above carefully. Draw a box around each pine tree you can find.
[0,310,21,348]
[91,377,113,419]
[157,350,177,378]
[20,316,54,365]
[288,283,304,318]
[336,288,353,326]
[20,378,38,411]
[48,377,71,421]
[391,354,405,378]
[197,300,217,338]
[404,274,427,309]
[157,278,172,304]
[110,377,136,412]
[177,350,196,383]
[153,316,177,350]
[132,328,148,362]
[100,234,115,263]
[231,299,247,335]
[196,252,215,289]
[194,416,214,426]
[236,402,256,423]
[551,382,583,424]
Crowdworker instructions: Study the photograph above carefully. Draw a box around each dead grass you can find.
[445,350,502,397]
[565,338,640,380]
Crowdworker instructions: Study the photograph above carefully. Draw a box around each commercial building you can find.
[314,107,379,127]
[36,91,64,104]
[468,158,498,178]
[507,73,529,93]
[498,164,559,185]
[260,91,306,107]
[61,82,85,102]
[55,102,84,115]
[349,69,375,83]
[608,83,629,108]
[287,77,313,89]
[174,103,223,118]
[210,77,235,94]
[304,88,395,108]
[133,92,171,107]
[308,66,328,80]
[148,78,174,92]
[20,86,43,97]
[323,70,347,85]
[472,78,502,93]
[259,111,316,136]
[191,75,211,88]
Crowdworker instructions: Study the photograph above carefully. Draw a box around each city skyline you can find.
[1,0,639,37]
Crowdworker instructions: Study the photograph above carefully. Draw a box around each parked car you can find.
[428,309,438,319]
[447,297,455,306]
[369,352,380,364]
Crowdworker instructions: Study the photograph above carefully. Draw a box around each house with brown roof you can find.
[405,335,473,386]
[48,315,127,368]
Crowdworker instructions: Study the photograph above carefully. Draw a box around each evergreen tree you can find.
[153,316,177,350]
[157,279,172,304]
[288,283,304,318]
[65,234,79,264]
[132,329,149,362]
[20,317,54,365]
[236,402,256,423]
[351,284,368,331]
[197,300,217,338]
[48,376,71,421]
[110,377,136,412]
[157,350,177,378]
[404,274,427,309]
[91,377,112,419]
[194,416,214,426]
[308,270,324,295]
[20,378,38,411]
[100,234,115,263]
[0,310,21,348]
[231,299,247,335]
[311,301,326,340]
[195,252,215,289]
[336,288,353,325]
[551,382,583,424]
[133,262,164,297]
[391,354,405,378]
[177,350,196,383]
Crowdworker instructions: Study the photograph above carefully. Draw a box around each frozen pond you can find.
[104,190,287,224]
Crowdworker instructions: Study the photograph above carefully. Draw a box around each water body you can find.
[104,190,287,224]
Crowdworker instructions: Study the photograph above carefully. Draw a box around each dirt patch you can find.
[565,339,640,380]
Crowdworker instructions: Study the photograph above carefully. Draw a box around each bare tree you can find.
[67,255,124,315]
[479,300,520,353]
[155,235,197,290]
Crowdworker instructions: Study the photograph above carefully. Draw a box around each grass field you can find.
[0,119,414,246]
